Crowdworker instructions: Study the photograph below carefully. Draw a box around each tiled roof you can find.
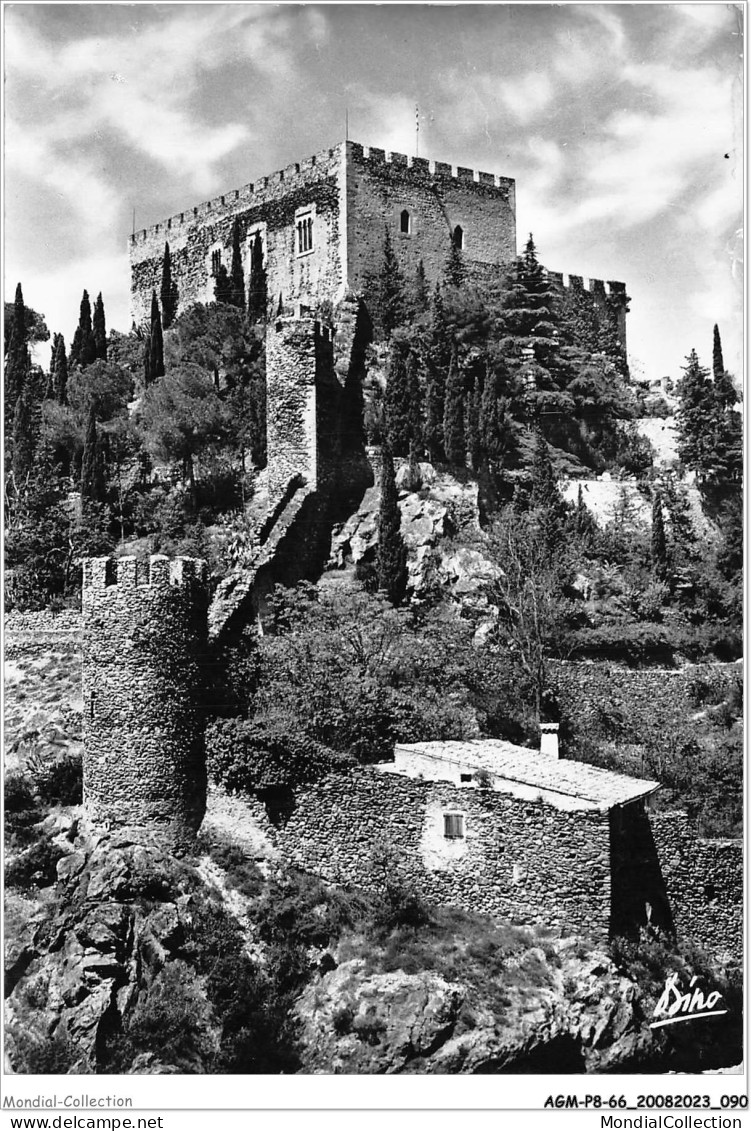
[392,739,660,811]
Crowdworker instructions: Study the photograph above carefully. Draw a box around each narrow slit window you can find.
[89,691,97,720]
[400,209,411,235]
[452,225,464,250]
[443,813,465,840]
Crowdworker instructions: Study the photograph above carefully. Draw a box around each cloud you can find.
[498,72,553,123]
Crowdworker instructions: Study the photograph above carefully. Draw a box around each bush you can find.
[36,752,83,807]
[206,717,349,793]
[123,962,217,1070]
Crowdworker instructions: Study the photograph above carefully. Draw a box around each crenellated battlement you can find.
[546,271,627,300]
[129,140,515,247]
[83,554,209,593]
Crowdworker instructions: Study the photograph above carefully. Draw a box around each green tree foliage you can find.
[444,233,465,287]
[160,241,179,330]
[675,348,741,489]
[69,290,97,369]
[4,293,49,355]
[377,446,408,605]
[92,292,107,361]
[442,350,465,468]
[711,323,737,409]
[229,221,246,310]
[247,232,267,323]
[412,259,429,314]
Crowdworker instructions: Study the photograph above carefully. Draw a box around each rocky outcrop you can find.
[329,462,500,614]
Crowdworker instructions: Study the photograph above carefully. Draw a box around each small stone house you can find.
[273,736,742,960]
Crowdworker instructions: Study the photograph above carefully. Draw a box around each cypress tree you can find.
[412,259,429,313]
[380,226,406,337]
[676,349,715,479]
[424,369,445,464]
[143,331,153,387]
[406,351,423,460]
[651,491,668,580]
[377,444,408,605]
[214,264,232,305]
[442,350,466,468]
[5,283,30,429]
[229,221,246,310]
[248,232,267,323]
[11,392,35,484]
[384,344,412,456]
[52,334,69,404]
[93,292,107,360]
[70,289,97,368]
[445,235,465,287]
[160,242,179,329]
[712,324,737,410]
[81,406,105,502]
[530,429,558,510]
[149,292,165,380]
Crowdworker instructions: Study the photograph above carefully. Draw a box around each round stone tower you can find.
[82,554,210,852]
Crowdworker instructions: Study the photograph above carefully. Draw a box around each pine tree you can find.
[675,349,715,480]
[380,227,406,337]
[81,406,105,502]
[384,344,412,456]
[11,392,35,485]
[160,242,179,329]
[149,292,165,380]
[442,350,465,468]
[248,232,267,323]
[93,293,107,360]
[5,283,30,430]
[52,334,69,404]
[651,491,668,580]
[70,290,97,369]
[229,221,246,310]
[480,356,520,471]
[377,444,408,605]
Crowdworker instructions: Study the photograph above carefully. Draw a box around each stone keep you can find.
[82,555,209,851]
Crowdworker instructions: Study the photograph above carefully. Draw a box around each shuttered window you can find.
[443,813,465,839]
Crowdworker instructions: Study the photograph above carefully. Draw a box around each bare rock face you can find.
[293,944,653,1074]
[4,835,212,1074]
[329,462,499,615]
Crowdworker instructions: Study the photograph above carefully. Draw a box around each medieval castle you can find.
[73,141,741,963]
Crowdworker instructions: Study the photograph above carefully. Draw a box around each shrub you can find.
[5,837,65,891]
[206,716,349,793]
[36,752,83,807]
[124,962,217,1069]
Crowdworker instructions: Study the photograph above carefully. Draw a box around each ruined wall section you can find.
[344,142,517,297]
[274,767,612,943]
[82,555,209,852]
[651,812,743,965]
[129,145,346,326]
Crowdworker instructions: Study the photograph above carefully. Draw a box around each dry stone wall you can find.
[551,660,742,745]
[82,555,210,852]
[273,767,613,943]
[651,812,743,965]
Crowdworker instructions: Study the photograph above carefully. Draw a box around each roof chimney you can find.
[540,722,560,759]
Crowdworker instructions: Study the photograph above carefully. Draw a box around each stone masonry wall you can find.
[129,144,345,326]
[265,319,320,499]
[274,767,612,943]
[82,555,210,852]
[651,811,743,966]
[345,142,517,297]
[551,660,742,746]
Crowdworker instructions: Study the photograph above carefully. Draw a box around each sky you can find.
[3,2,744,383]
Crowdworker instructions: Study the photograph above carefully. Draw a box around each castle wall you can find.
[345,142,517,298]
[273,766,613,943]
[82,555,209,852]
[129,145,346,326]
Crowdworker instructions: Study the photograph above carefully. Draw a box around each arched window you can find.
[400,209,411,235]
[211,248,222,276]
[452,225,464,250]
[297,214,314,253]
